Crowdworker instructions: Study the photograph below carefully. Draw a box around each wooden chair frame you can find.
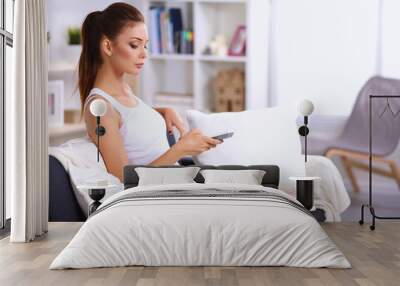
[326,148,400,192]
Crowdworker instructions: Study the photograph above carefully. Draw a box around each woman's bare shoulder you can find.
[82,93,129,182]
[84,95,122,137]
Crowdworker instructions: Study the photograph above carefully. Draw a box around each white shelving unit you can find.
[140,0,269,113]
[49,123,87,146]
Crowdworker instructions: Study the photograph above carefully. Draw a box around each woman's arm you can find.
[85,101,221,178]
[149,129,221,166]
[154,107,186,135]
[148,144,185,166]
[153,107,167,114]
[85,98,128,182]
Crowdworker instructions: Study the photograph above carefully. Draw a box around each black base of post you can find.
[359,203,400,231]
[296,180,313,210]
[88,188,106,216]
[359,95,400,231]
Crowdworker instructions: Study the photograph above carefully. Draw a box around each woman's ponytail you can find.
[78,11,103,115]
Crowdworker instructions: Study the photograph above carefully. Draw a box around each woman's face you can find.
[105,22,149,75]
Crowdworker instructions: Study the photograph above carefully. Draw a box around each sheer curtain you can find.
[8,0,48,242]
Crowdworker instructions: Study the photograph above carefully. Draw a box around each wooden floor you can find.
[1,223,400,286]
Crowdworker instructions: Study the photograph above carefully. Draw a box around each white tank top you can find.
[85,88,171,165]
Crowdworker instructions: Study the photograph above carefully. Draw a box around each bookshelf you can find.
[140,0,269,114]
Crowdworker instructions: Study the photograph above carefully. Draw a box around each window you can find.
[1,0,14,231]
[5,0,13,33]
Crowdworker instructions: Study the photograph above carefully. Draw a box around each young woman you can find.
[79,2,222,182]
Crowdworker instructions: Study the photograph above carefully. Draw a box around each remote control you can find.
[212,132,234,140]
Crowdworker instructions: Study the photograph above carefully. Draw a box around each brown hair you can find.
[78,2,144,115]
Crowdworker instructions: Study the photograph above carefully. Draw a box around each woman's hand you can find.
[156,107,187,137]
[173,129,222,156]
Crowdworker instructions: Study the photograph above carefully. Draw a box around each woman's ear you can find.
[101,38,113,57]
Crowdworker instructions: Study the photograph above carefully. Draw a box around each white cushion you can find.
[185,107,305,191]
[135,167,201,186]
[200,169,266,185]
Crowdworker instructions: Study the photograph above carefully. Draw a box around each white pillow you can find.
[185,107,305,192]
[135,167,201,186]
[200,169,266,185]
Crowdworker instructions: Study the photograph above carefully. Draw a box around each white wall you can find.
[270,0,380,115]
[381,0,400,78]
[47,0,142,63]
[246,0,269,109]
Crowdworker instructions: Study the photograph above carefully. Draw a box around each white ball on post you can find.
[298,99,314,116]
[89,98,107,117]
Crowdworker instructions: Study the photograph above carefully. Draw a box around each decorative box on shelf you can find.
[64,109,82,124]
[213,68,245,112]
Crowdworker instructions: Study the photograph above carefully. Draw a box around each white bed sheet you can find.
[50,183,351,269]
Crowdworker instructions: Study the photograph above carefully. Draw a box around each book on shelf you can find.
[149,7,193,55]
[180,31,194,54]
[149,7,161,54]
[160,10,168,53]
[169,8,183,53]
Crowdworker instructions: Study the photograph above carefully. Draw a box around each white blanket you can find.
[305,155,351,222]
[50,183,351,269]
[49,137,123,216]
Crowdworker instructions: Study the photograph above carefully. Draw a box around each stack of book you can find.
[154,92,194,111]
[149,7,194,54]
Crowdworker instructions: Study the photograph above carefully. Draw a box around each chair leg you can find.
[340,155,361,193]
[325,149,337,159]
[388,161,400,190]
